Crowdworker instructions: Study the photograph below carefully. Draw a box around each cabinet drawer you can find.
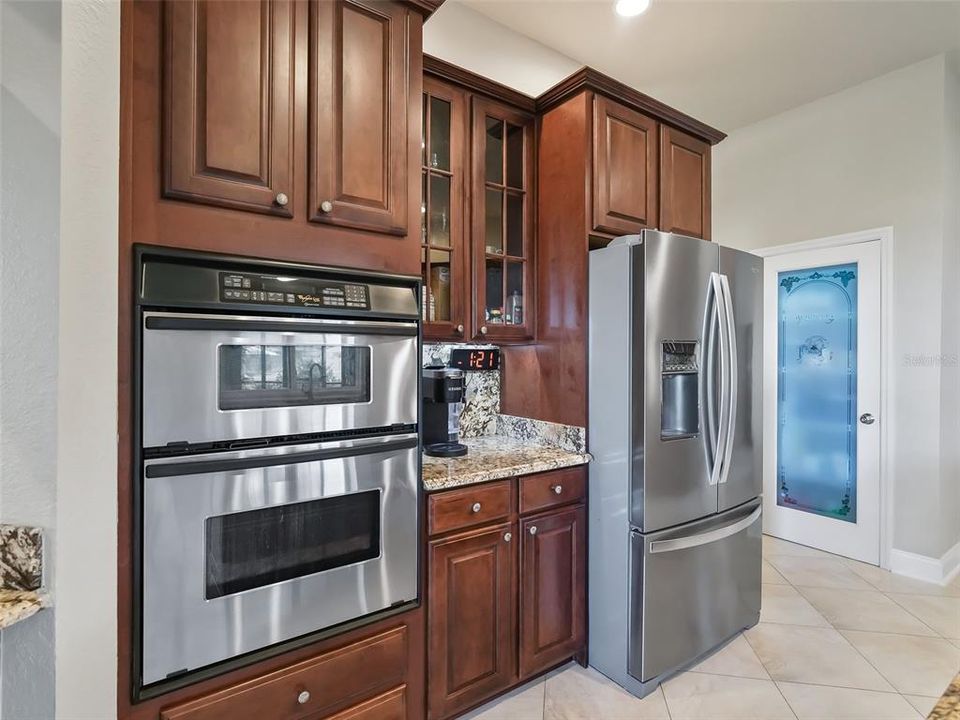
[428,480,513,536]
[160,626,408,720]
[519,467,586,515]
[328,685,407,720]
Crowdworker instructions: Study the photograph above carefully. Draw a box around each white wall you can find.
[55,0,119,717]
[713,55,958,562]
[423,1,580,97]
[0,0,61,716]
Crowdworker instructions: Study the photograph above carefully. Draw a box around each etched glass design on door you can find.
[777,263,858,522]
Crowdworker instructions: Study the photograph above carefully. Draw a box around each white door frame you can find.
[753,227,894,569]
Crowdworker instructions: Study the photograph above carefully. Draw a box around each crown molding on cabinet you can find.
[423,55,537,114]
[536,67,726,145]
[403,0,445,18]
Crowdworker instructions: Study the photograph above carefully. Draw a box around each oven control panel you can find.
[219,272,370,310]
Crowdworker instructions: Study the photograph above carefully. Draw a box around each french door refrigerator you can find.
[588,231,762,698]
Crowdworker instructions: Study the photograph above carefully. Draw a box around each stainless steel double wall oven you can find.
[133,247,421,695]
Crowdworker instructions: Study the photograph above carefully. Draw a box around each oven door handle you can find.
[145,435,419,478]
[144,315,419,337]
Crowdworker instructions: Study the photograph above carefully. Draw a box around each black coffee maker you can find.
[422,366,468,457]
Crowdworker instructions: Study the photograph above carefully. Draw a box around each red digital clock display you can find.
[449,348,500,371]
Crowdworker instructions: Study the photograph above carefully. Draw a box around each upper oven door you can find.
[141,312,419,448]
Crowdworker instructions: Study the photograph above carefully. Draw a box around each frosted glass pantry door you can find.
[763,241,881,565]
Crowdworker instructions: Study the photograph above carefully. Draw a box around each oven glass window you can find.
[218,345,371,410]
[205,490,381,600]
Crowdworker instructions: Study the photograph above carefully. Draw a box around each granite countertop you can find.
[0,590,48,630]
[422,435,590,491]
[929,673,960,719]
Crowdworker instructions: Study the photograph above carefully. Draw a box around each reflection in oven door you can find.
[141,434,418,686]
[141,313,419,448]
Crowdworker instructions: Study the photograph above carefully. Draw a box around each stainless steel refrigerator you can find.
[587,231,762,698]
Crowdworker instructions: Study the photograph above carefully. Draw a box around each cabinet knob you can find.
[456,324,464,334]
[480,325,488,335]
[320,200,333,213]
[529,526,538,535]
[297,690,311,705]
[275,192,289,207]
[471,502,482,513]
[552,484,563,495]
[503,532,512,543]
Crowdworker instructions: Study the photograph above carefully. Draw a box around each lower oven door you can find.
[141,433,419,687]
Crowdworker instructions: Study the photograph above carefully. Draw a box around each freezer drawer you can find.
[628,499,761,682]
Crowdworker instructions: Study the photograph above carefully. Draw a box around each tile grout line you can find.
[883,591,957,639]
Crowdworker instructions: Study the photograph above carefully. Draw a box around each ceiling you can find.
[460,0,960,132]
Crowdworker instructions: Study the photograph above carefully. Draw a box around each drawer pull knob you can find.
[480,325,488,335]
[529,525,538,535]
[297,690,311,705]
[503,532,512,543]
[471,502,482,513]
[552,484,563,495]
[275,192,289,207]
[320,200,334,213]
[456,324,465,334]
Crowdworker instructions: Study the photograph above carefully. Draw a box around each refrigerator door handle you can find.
[702,275,720,473]
[709,272,730,486]
[648,506,761,554]
[718,274,739,485]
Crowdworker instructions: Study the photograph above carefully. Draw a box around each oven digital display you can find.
[449,348,500,371]
[219,272,370,310]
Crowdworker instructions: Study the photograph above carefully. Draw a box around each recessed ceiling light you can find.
[615,0,650,17]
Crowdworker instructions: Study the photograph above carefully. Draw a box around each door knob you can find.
[275,192,289,207]
[320,200,333,213]
[456,324,465,334]
[859,413,876,425]
[529,526,538,535]
[503,532,512,543]
[480,326,488,335]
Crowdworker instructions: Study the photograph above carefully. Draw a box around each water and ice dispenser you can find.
[661,341,699,439]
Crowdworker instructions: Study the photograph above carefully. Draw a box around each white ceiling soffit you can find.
[456,0,960,132]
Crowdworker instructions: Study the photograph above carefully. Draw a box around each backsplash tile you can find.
[497,414,587,454]
[0,525,43,591]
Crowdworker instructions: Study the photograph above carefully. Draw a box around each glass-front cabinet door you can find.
[421,78,467,340]
[471,97,535,342]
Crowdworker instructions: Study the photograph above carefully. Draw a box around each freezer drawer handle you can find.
[648,506,761,554]
[145,435,418,478]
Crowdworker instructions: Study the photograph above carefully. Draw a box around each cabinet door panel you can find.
[660,126,711,240]
[519,506,586,678]
[164,0,294,215]
[428,523,515,720]
[592,96,658,235]
[311,0,408,235]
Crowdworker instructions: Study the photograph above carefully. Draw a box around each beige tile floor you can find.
[462,535,960,720]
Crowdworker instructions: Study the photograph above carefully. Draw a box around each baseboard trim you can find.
[889,540,960,585]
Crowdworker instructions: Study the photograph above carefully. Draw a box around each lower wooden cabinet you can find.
[426,468,587,720]
[519,505,586,678]
[159,624,414,720]
[427,523,516,720]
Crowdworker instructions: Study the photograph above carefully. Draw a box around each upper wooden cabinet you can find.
[420,77,468,339]
[591,96,658,236]
[310,0,409,235]
[163,0,296,216]
[471,97,536,342]
[420,58,538,343]
[660,125,712,241]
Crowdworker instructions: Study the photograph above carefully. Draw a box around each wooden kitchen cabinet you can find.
[659,125,712,240]
[420,58,538,344]
[591,95,658,236]
[425,468,587,720]
[427,522,516,720]
[420,77,468,338]
[471,97,536,342]
[519,505,586,678]
[309,0,410,235]
[163,0,296,216]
